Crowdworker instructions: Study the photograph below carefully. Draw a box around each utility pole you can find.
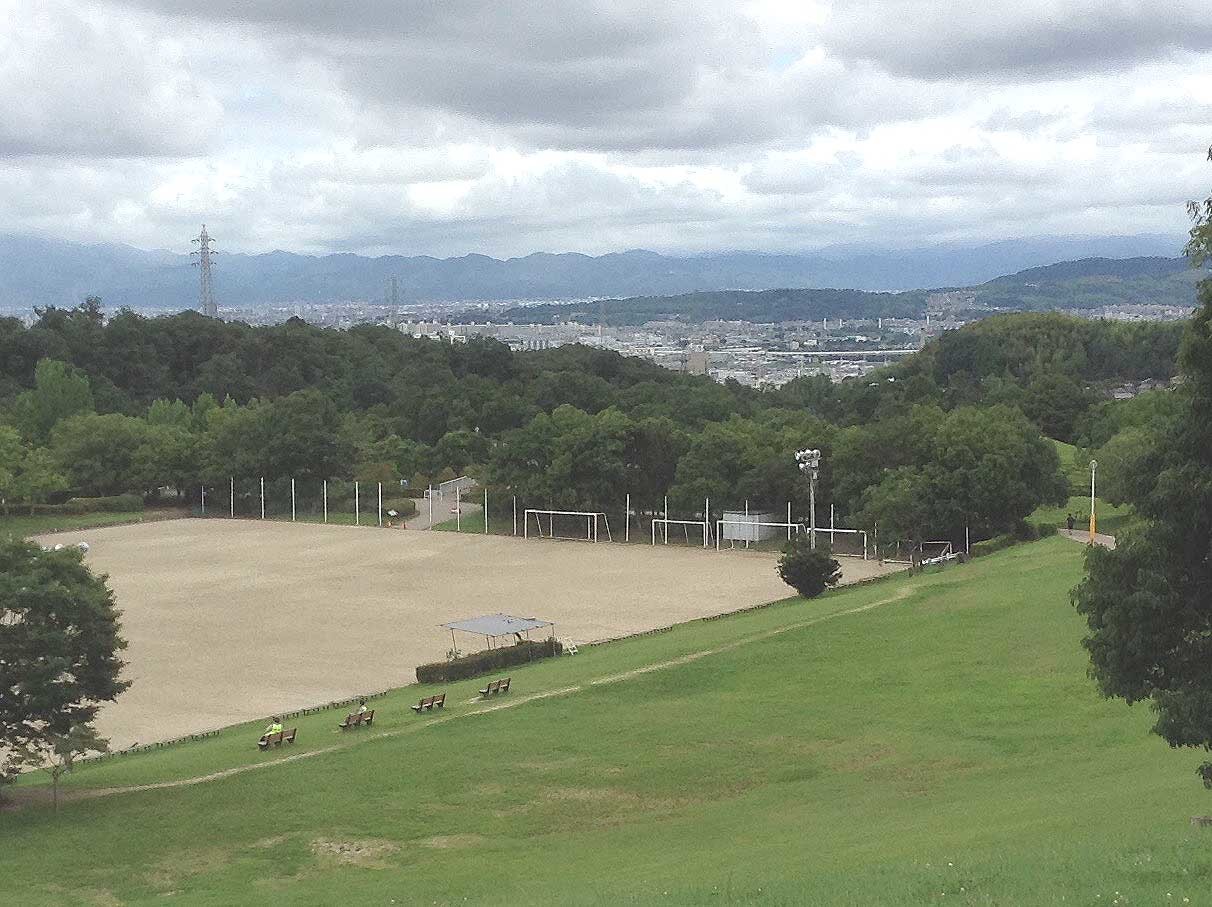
[191,225,218,317]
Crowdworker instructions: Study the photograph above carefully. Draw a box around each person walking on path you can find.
[1066,513,1075,533]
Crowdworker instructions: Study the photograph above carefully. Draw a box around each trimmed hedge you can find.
[30,495,145,516]
[64,494,145,514]
[416,638,562,684]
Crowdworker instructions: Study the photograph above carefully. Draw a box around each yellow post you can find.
[1089,459,1098,544]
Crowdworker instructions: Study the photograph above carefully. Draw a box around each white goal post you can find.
[650,518,710,548]
[524,509,613,542]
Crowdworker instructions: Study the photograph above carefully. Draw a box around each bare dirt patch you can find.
[310,838,400,868]
[420,834,483,849]
[35,519,899,749]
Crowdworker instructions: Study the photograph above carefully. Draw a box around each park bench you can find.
[411,693,446,713]
[257,727,297,750]
[479,677,511,697]
[338,709,375,730]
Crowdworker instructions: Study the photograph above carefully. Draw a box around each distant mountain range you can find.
[497,256,1202,326]
[0,232,1190,312]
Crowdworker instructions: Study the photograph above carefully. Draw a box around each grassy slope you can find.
[3,539,1208,906]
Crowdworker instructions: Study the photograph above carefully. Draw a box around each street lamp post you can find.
[795,448,822,549]
[1089,459,1098,545]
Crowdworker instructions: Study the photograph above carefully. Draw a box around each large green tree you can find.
[11,358,94,443]
[1073,150,1212,787]
[0,538,128,790]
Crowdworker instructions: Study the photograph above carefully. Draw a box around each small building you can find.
[720,510,778,542]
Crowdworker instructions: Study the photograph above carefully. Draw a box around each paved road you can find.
[1059,528,1116,549]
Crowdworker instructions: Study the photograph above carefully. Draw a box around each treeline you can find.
[0,301,1185,545]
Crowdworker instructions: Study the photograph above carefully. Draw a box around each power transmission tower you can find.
[191,225,218,317]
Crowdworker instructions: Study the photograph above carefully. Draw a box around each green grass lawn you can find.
[0,509,184,538]
[3,538,1209,905]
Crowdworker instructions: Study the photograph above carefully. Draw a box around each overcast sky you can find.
[2,0,1209,257]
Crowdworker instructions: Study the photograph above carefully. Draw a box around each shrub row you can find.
[971,521,1057,557]
[416,638,562,684]
[32,494,145,515]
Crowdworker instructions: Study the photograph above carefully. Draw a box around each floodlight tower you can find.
[191,225,218,317]
[795,448,822,549]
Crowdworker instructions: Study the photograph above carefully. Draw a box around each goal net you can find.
[812,527,870,560]
[650,518,710,548]
[524,509,613,542]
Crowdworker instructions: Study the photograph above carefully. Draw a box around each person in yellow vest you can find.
[265,716,283,736]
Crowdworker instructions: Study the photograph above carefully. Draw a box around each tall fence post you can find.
[456,487,461,532]
[787,501,792,541]
[625,493,631,543]
[323,479,328,524]
[705,496,710,548]
[291,478,296,522]
[484,487,489,534]
[260,477,265,520]
[355,481,360,526]
[230,477,234,518]
[378,482,383,527]
[200,485,206,516]
[663,495,669,545]
[512,495,518,536]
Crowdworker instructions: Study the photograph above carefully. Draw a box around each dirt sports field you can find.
[36,519,900,748]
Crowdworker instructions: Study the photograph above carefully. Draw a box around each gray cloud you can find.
[822,0,1212,79]
[0,1,222,157]
[0,0,1205,259]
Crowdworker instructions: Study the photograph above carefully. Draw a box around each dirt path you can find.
[29,583,917,805]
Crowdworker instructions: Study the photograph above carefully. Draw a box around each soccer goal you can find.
[524,509,613,542]
[650,518,711,548]
[811,527,870,560]
[920,540,957,565]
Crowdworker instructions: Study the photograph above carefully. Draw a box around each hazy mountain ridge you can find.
[495,256,1202,326]
[0,232,1186,311]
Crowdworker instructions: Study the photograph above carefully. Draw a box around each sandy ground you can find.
[35,519,900,749]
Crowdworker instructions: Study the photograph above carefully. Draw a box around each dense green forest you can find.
[0,300,1187,547]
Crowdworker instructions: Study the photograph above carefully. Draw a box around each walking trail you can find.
[1059,528,1116,549]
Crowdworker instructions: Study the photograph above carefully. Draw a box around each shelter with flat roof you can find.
[441,612,554,650]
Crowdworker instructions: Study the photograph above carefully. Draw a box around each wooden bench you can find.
[338,709,375,730]
[411,693,446,713]
[257,727,297,750]
[479,677,511,697]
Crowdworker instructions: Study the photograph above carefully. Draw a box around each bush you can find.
[777,536,842,599]
[970,533,1017,557]
[381,497,418,518]
[416,638,562,684]
[63,495,144,514]
[28,495,145,516]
